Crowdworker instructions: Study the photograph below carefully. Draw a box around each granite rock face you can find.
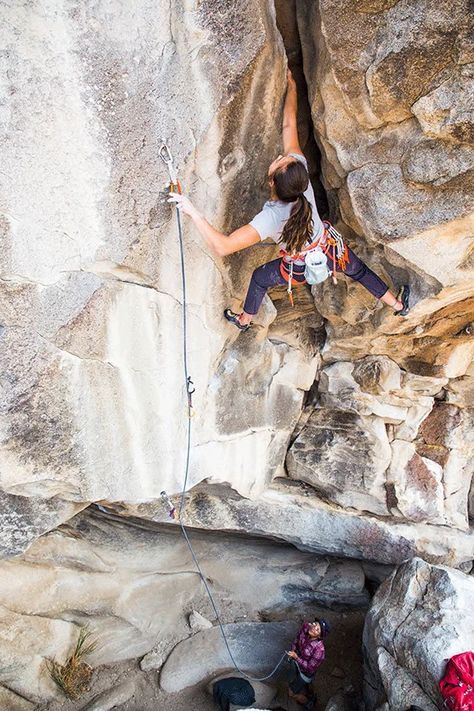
[0,0,317,508]
[1,0,472,556]
[287,406,392,515]
[288,356,473,530]
[116,483,474,568]
[0,491,86,557]
[363,558,474,710]
[295,0,474,375]
[0,1,473,706]
[160,621,297,692]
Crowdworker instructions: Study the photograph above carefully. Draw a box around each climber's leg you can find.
[340,247,408,313]
[224,259,286,328]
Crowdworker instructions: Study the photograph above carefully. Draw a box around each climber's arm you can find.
[168,193,260,256]
[282,69,303,156]
[192,216,260,256]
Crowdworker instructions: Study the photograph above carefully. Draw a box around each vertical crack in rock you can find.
[274,0,329,218]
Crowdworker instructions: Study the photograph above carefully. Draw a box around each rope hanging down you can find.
[159,142,288,683]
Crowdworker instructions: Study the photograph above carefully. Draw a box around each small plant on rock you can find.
[47,626,96,699]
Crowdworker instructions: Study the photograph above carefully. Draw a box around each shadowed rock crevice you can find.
[274,0,329,218]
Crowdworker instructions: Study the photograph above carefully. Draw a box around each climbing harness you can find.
[160,142,288,683]
[279,221,348,305]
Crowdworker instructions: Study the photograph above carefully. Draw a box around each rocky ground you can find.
[39,608,365,711]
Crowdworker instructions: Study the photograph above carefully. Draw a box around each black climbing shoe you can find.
[396,284,410,316]
[224,308,251,332]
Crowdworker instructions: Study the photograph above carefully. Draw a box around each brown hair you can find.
[273,159,314,254]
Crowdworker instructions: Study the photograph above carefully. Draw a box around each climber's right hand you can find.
[287,68,296,91]
[168,192,201,220]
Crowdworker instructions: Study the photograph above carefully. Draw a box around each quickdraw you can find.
[187,376,195,412]
[160,490,176,520]
[159,142,183,196]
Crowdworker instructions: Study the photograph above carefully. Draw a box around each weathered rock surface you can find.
[160,621,297,692]
[295,0,474,375]
[1,0,472,562]
[287,355,473,529]
[189,610,213,633]
[118,483,474,567]
[363,557,474,710]
[0,507,367,704]
[0,687,35,711]
[324,691,358,711]
[0,491,86,557]
[0,1,473,705]
[287,406,391,515]
[0,0,317,508]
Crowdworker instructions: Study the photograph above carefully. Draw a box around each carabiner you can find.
[159,143,173,165]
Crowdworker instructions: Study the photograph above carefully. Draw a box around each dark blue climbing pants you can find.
[242,248,389,315]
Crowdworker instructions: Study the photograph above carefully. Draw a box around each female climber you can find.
[284,618,330,707]
[168,70,409,331]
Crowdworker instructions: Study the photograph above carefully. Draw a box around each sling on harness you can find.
[279,221,349,305]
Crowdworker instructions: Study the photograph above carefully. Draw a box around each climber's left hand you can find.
[168,192,201,220]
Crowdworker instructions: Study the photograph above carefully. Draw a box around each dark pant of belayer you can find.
[212,677,256,711]
[242,248,389,316]
[282,658,314,695]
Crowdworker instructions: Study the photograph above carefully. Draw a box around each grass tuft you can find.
[47,627,96,699]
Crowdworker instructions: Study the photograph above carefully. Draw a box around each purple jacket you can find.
[291,623,325,676]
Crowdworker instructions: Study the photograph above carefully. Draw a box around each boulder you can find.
[363,558,474,709]
[160,621,297,692]
[189,610,213,632]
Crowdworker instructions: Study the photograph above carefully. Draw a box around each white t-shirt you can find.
[249,153,325,262]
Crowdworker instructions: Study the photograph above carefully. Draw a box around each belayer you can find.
[169,69,410,331]
[284,618,330,708]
